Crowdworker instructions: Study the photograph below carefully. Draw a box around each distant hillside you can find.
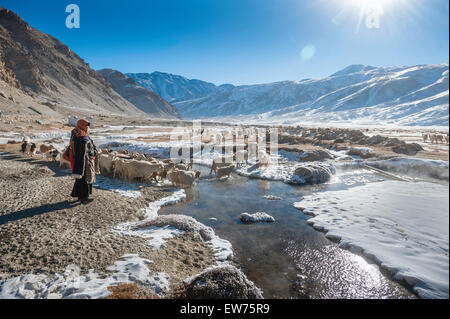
[0,6,145,117]
[98,69,181,119]
[174,64,449,126]
[126,72,234,102]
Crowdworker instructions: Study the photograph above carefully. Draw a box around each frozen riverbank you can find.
[294,180,449,299]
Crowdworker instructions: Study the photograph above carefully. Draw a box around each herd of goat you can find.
[422,133,449,144]
[16,129,448,188]
[18,138,264,188]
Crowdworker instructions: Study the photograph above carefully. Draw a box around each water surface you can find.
[160,165,416,299]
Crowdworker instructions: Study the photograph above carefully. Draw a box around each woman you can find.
[69,119,98,204]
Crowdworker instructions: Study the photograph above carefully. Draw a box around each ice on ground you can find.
[366,157,449,181]
[94,175,142,198]
[128,225,185,250]
[142,190,187,220]
[240,212,275,223]
[0,254,170,299]
[141,214,234,262]
[112,190,187,248]
[294,180,449,299]
[208,236,234,262]
[112,191,233,261]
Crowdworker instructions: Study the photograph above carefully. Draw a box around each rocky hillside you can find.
[98,69,181,119]
[126,71,234,102]
[174,64,449,126]
[0,7,145,117]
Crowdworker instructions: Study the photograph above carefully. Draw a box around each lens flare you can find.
[301,45,316,60]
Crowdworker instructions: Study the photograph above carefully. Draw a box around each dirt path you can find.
[0,149,215,295]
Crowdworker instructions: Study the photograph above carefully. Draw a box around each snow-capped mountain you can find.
[174,64,449,126]
[126,72,234,102]
[98,69,181,119]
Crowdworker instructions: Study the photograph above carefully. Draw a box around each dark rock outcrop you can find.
[0,7,144,116]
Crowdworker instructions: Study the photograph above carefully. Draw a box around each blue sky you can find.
[1,0,449,85]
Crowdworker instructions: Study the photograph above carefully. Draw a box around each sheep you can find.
[39,144,55,155]
[150,169,168,182]
[123,160,164,183]
[234,150,248,167]
[210,155,234,175]
[167,169,181,187]
[163,161,175,171]
[216,164,235,179]
[430,134,437,143]
[98,153,115,175]
[168,169,196,187]
[20,141,27,154]
[45,149,59,162]
[112,158,129,180]
[132,152,147,161]
[258,150,270,167]
[175,163,189,171]
[24,143,37,157]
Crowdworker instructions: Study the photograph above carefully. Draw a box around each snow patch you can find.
[294,180,449,299]
[0,254,170,299]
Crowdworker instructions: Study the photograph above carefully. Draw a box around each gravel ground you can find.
[0,148,216,294]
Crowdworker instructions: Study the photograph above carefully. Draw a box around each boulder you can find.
[293,164,335,184]
[299,149,334,162]
[181,265,263,299]
[347,147,375,159]
[383,138,403,147]
[392,143,423,155]
[367,135,387,145]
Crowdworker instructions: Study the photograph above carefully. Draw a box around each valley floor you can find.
[0,113,448,299]
[0,147,217,298]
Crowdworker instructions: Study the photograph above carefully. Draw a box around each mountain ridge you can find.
[126,71,234,103]
[173,63,449,126]
[0,6,146,117]
[98,68,181,119]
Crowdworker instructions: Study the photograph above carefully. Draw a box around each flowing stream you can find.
[160,164,417,299]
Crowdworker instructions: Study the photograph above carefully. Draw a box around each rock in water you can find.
[240,212,275,223]
[293,163,335,184]
[181,265,263,299]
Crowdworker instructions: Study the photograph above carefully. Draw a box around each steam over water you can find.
[160,165,418,298]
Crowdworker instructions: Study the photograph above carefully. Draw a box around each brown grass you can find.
[105,283,159,299]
